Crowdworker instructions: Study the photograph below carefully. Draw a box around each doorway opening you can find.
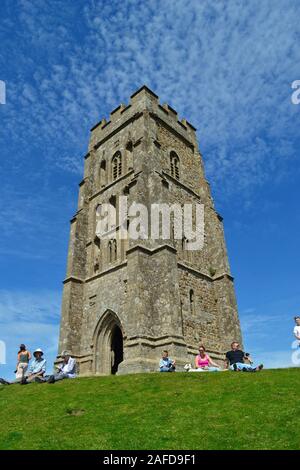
[94,310,124,375]
[111,325,123,374]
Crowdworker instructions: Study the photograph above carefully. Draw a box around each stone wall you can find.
[58,86,242,375]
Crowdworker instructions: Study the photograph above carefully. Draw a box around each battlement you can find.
[90,85,197,145]
[60,86,242,376]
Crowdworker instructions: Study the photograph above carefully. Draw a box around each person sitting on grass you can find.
[36,351,77,384]
[159,350,176,372]
[19,348,47,384]
[0,348,46,386]
[191,345,221,372]
[225,342,263,372]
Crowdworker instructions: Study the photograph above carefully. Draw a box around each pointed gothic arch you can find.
[93,309,124,375]
[170,151,180,180]
[112,151,122,180]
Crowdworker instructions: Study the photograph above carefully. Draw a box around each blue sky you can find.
[0,0,299,379]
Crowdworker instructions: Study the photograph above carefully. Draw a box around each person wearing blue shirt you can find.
[159,350,176,372]
[0,348,47,386]
[23,348,47,383]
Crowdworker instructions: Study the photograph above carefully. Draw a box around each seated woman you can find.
[191,346,221,372]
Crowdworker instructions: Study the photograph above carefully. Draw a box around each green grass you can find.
[0,368,299,450]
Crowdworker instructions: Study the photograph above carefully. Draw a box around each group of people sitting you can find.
[159,342,264,373]
[0,340,263,385]
[0,344,77,386]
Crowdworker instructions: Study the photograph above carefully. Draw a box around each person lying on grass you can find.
[36,350,77,384]
[225,342,263,372]
[159,350,176,372]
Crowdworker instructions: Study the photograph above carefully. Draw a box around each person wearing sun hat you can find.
[0,347,47,385]
[35,350,77,384]
[21,348,47,384]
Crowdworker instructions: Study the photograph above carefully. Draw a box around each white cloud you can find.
[1,0,299,203]
[253,349,296,370]
[0,289,61,380]
[0,289,61,324]
[0,0,299,377]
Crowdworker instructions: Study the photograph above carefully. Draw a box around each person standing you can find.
[293,317,300,346]
[0,348,47,385]
[15,344,31,380]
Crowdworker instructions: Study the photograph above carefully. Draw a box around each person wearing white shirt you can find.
[294,317,300,346]
[46,351,77,384]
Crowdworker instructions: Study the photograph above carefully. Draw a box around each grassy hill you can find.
[0,368,299,450]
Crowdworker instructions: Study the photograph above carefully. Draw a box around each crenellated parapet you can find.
[88,85,198,151]
[58,85,243,376]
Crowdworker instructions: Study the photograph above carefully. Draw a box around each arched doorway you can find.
[111,325,123,374]
[93,310,124,375]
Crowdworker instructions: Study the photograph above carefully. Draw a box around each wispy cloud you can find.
[0,1,299,377]
[0,289,61,325]
[255,350,295,369]
[1,0,299,202]
[0,180,75,262]
[0,289,61,379]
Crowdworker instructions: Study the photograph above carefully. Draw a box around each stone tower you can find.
[58,85,242,375]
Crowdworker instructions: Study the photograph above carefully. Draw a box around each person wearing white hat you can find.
[35,350,77,384]
[21,348,47,384]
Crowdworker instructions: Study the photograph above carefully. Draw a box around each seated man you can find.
[159,350,176,372]
[0,348,46,385]
[225,342,263,372]
[46,351,77,384]
[22,348,47,384]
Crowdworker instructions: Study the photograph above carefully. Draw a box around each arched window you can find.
[189,289,194,313]
[112,152,122,180]
[170,151,180,180]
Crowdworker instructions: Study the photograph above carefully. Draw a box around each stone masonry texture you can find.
[57,85,243,375]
